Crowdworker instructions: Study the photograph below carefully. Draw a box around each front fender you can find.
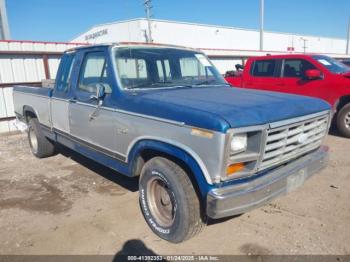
[127,139,214,197]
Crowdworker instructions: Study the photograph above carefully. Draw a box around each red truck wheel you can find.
[337,103,350,138]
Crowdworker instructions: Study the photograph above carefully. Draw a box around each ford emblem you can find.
[297,133,308,144]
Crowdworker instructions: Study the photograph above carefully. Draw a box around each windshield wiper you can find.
[125,80,229,90]
[126,81,181,90]
[192,79,229,86]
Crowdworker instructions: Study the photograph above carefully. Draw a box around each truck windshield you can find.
[313,55,350,74]
[113,47,227,90]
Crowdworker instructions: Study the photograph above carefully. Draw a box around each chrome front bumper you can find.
[206,146,329,219]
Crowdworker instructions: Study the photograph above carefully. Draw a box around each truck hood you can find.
[123,86,330,132]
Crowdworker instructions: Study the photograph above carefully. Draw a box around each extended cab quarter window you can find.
[251,59,277,77]
[78,52,112,94]
[283,59,316,78]
[56,53,75,92]
[156,59,171,82]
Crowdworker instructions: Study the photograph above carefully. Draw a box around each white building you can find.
[72,18,350,73]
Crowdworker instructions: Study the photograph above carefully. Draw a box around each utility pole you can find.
[300,37,308,54]
[346,17,350,55]
[0,0,10,40]
[260,0,264,51]
[144,0,153,43]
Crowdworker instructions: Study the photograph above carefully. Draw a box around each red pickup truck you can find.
[225,54,350,137]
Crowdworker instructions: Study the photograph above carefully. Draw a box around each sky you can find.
[6,0,350,42]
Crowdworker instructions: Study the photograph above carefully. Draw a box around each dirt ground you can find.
[0,131,349,256]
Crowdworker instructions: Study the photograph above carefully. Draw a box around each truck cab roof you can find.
[66,42,200,53]
[250,54,321,60]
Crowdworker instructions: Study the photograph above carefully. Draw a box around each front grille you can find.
[259,113,329,170]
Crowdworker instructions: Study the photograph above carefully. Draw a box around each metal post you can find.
[144,0,153,43]
[301,37,308,54]
[42,54,51,79]
[0,0,10,39]
[260,0,264,51]
[346,17,350,55]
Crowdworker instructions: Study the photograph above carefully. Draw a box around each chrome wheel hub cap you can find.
[29,127,38,153]
[147,177,175,227]
[345,112,350,129]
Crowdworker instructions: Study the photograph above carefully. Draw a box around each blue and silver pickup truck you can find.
[13,43,331,243]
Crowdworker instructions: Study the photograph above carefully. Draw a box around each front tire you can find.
[139,157,204,243]
[28,118,55,158]
[336,103,350,138]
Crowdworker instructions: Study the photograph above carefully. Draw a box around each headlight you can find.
[230,133,247,154]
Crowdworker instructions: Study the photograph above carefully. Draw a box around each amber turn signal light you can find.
[226,163,245,176]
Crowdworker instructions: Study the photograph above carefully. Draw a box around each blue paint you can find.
[114,86,330,133]
[14,85,52,97]
[128,139,213,198]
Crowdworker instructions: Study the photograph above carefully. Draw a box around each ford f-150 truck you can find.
[225,54,350,138]
[13,43,331,243]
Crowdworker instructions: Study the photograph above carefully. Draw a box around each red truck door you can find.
[242,59,281,91]
[277,58,325,98]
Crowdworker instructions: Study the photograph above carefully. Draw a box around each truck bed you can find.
[13,85,53,127]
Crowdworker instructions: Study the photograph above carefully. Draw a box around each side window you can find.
[251,59,277,77]
[78,52,112,94]
[56,53,75,92]
[156,59,171,81]
[283,59,316,78]
[116,58,148,88]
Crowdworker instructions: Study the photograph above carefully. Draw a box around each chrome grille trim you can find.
[259,113,330,171]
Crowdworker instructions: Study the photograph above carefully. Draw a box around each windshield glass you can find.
[113,47,227,90]
[313,55,350,74]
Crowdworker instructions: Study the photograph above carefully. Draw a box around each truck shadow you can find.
[56,144,139,192]
[206,214,243,226]
[113,239,163,261]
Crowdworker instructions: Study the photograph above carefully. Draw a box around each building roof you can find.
[76,18,347,42]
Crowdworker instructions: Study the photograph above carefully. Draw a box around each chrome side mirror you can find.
[89,83,105,121]
[90,83,106,100]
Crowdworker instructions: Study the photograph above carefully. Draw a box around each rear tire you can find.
[139,157,204,243]
[28,118,55,158]
[336,103,350,138]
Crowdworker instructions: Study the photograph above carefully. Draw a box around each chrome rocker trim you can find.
[207,146,329,219]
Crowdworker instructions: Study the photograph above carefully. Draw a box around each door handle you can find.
[89,100,103,121]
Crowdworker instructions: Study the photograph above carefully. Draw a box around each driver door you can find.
[69,50,118,155]
[278,58,325,99]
